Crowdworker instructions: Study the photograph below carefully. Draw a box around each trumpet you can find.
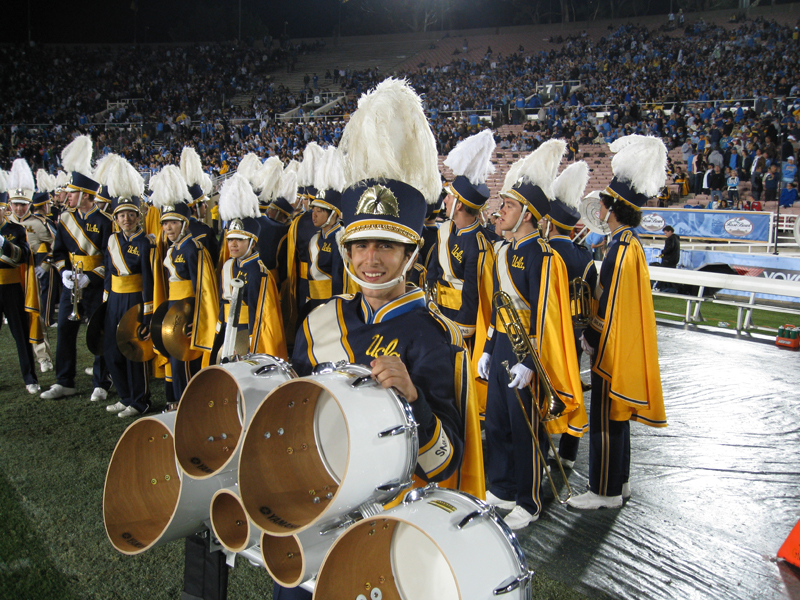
[569,277,593,329]
[492,290,573,504]
[68,253,83,322]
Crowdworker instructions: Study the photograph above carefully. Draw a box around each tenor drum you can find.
[261,524,344,588]
[103,412,237,555]
[238,362,418,537]
[314,486,533,600]
[175,355,295,479]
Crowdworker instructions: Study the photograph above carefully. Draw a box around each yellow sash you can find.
[111,274,143,294]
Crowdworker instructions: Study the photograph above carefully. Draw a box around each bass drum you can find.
[238,362,418,538]
[314,486,533,600]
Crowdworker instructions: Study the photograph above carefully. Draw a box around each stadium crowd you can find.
[2,13,800,203]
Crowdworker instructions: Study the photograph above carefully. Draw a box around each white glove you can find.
[507,362,534,389]
[477,352,491,380]
[580,333,594,356]
[62,270,75,289]
[77,273,90,289]
[34,266,45,278]
[0,234,5,247]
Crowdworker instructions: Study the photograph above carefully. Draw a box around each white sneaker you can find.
[117,405,141,418]
[485,491,516,510]
[40,384,77,399]
[106,401,126,413]
[557,454,575,469]
[503,506,539,530]
[84,367,94,376]
[39,360,53,373]
[622,482,631,500]
[90,387,108,402]
[26,383,41,395]
[567,490,622,510]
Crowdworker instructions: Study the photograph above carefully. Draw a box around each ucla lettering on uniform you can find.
[365,334,401,358]
[86,223,100,233]
[127,245,140,256]
[235,270,248,284]
[451,243,464,263]
[174,255,185,263]
[321,242,332,253]
[511,255,525,269]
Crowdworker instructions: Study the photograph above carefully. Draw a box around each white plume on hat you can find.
[149,165,190,209]
[36,169,56,193]
[237,153,264,189]
[608,135,667,198]
[276,169,298,203]
[9,159,36,192]
[285,159,300,174]
[444,128,496,185]
[314,146,346,193]
[553,161,590,209]
[180,146,212,195]
[94,154,145,200]
[55,171,69,189]
[297,142,324,187]
[255,156,285,203]
[218,173,260,222]
[514,139,566,200]
[61,135,94,176]
[501,157,525,195]
[339,77,440,204]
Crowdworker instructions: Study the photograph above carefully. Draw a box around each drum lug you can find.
[351,375,379,389]
[492,571,533,596]
[377,424,414,438]
[375,479,412,495]
[317,514,357,536]
[313,360,347,375]
[254,364,278,375]
[456,507,492,530]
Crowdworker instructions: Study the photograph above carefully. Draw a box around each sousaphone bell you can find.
[578,190,611,236]
[116,304,156,362]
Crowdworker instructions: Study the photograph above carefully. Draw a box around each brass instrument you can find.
[569,277,593,329]
[423,278,438,306]
[68,253,83,322]
[492,290,573,504]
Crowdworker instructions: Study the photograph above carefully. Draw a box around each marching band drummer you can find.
[476,140,583,530]
[275,78,483,600]
[567,135,668,511]
[96,155,153,418]
[212,173,287,362]
[150,165,218,404]
[1,160,43,395]
[41,136,114,401]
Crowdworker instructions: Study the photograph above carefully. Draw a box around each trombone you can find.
[493,290,573,504]
[68,253,84,322]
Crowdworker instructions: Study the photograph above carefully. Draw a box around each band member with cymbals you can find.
[1,159,44,395]
[274,78,484,600]
[41,136,114,401]
[212,173,287,362]
[539,161,595,468]
[477,140,583,530]
[94,154,153,418]
[150,165,218,404]
[567,135,668,510]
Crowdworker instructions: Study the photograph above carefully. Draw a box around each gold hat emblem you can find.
[356,185,399,218]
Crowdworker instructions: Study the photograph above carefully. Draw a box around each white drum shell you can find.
[175,355,294,479]
[313,487,530,600]
[238,365,417,537]
[210,487,261,554]
[261,526,343,588]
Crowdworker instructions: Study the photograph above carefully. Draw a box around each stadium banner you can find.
[635,208,772,242]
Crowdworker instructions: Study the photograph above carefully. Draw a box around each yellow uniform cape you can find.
[21,254,43,344]
[250,269,288,360]
[191,243,219,368]
[144,205,161,237]
[593,230,666,427]
[540,252,586,437]
[471,234,495,417]
[282,213,302,338]
[150,233,171,381]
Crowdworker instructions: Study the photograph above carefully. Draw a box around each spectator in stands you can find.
[763,163,779,204]
[673,167,689,197]
[708,146,724,168]
[726,167,740,208]
[658,225,680,268]
[779,182,798,208]
[708,164,726,204]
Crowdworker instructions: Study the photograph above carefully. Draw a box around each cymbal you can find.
[116,304,156,362]
[162,298,202,362]
[150,301,171,357]
[86,302,107,356]
[215,327,251,364]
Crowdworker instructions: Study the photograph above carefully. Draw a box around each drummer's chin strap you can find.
[342,246,420,291]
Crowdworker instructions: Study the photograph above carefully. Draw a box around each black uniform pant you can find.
[55,286,108,389]
[0,282,37,386]
[104,297,150,412]
[587,372,630,497]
